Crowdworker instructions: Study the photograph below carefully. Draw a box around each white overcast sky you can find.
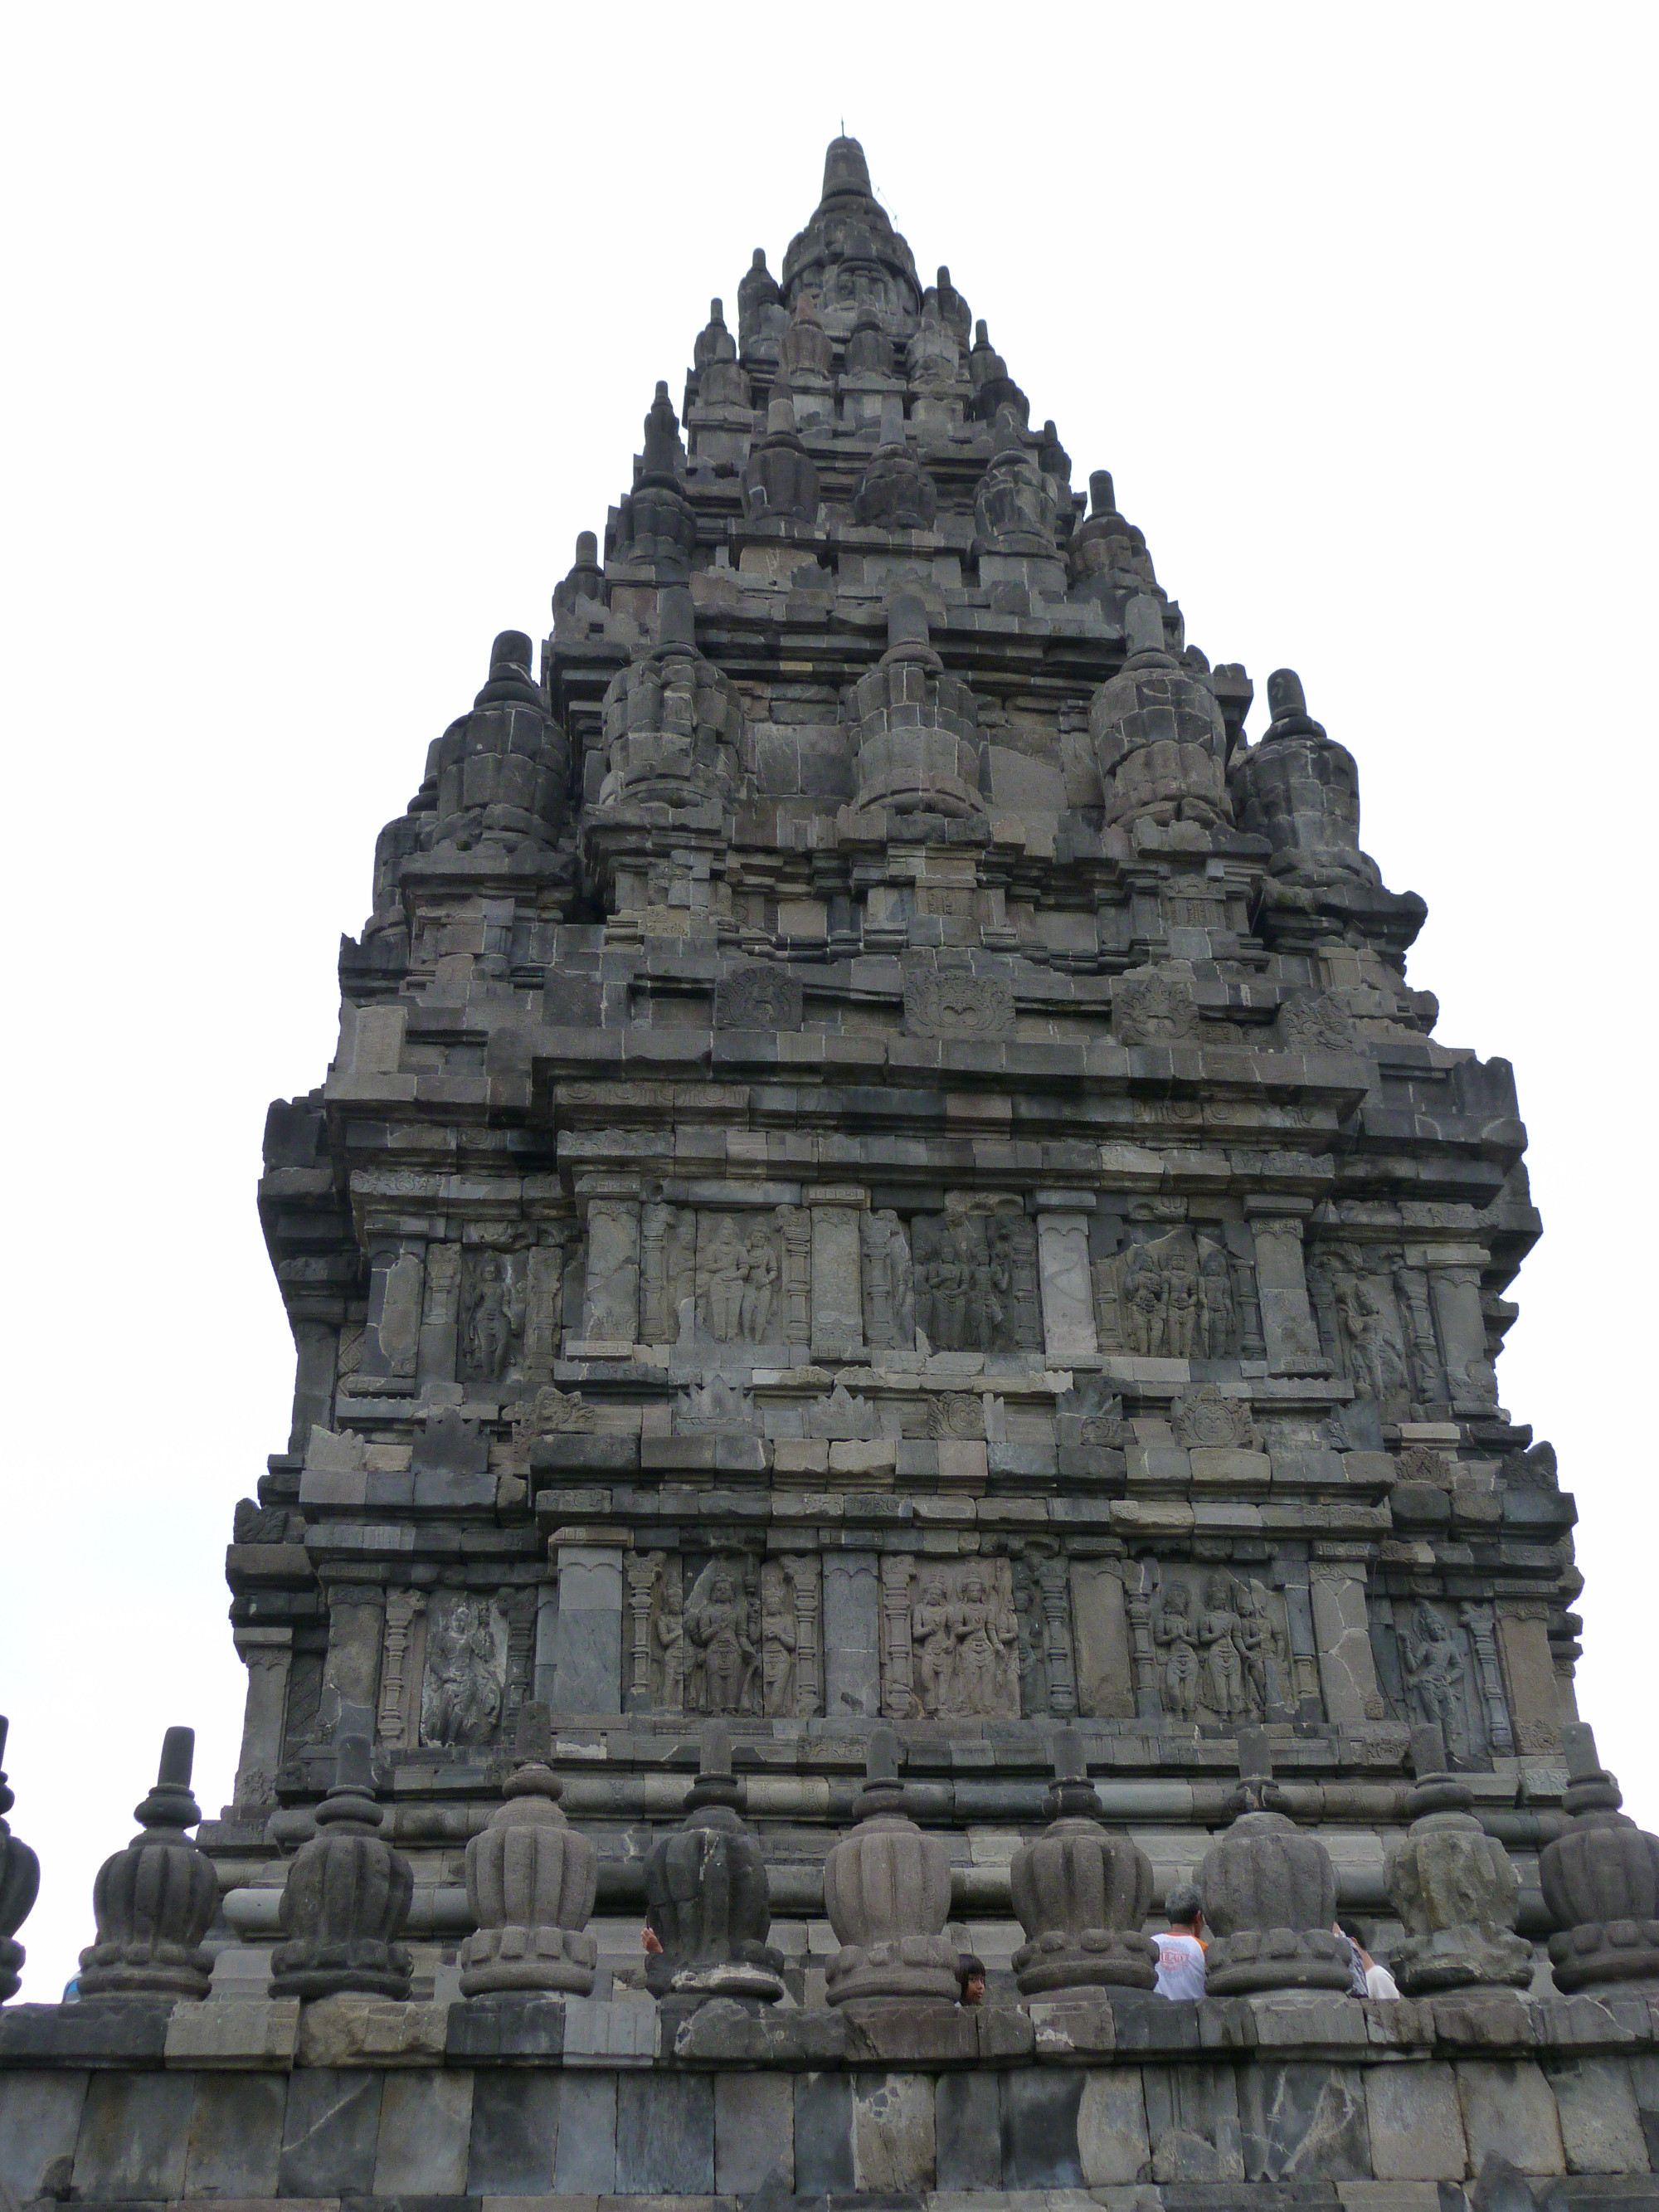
[1,4,1653,1998]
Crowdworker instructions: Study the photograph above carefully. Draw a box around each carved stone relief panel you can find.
[902,966,1015,1040]
[640,1203,698,1344]
[696,1211,786,1347]
[624,1549,821,1717]
[911,1201,1039,1355]
[861,1209,915,1349]
[1094,1223,1253,1360]
[1307,1244,1412,1414]
[460,1246,529,1384]
[1371,1597,1512,1761]
[879,1554,1020,1719]
[1012,1548,1078,1717]
[420,1590,509,1747]
[1141,1565,1291,1727]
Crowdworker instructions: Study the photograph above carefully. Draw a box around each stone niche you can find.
[911,1201,1041,1356]
[1093,1217,1260,1363]
[1371,1594,1515,1761]
[624,1549,823,1718]
[879,1554,1022,1720]
[1136,1565,1295,1729]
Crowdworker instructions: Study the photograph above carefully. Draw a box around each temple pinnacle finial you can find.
[821,134,873,203]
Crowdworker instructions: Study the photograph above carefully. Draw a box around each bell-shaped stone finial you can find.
[1087,597,1233,834]
[270,1734,414,2000]
[737,248,787,361]
[596,602,746,813]
[1196,1731,1351,1995]
[694,298,734,372]
[1540,1723,1659,1993]
[0,1718,40,2005]
[972,407,1058,557]
[641,381,686,482]
[1010,1731,1157,1998]
[1230,665,1383,895]
[460,1703,598,1999]
[552,530,606,620]
[78,1727,218,2001]
[643,1721,785,2005]
[613,384,698,577]
[778,290,834,384]
[1068,470,1161,602]
[821,134,873,202]
[427,629,569,857]
[741,392,820,523]
[844,596,981,820]
[821,1727,958,2006]
[852,399,938,531]
[1384,1722,1531,1994]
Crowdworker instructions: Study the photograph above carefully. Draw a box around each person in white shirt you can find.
[1153,1883,1208,2000]
[1334,1920,1400,2000]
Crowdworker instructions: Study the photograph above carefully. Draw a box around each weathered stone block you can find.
[374,2064,474,2191]
[1078,2067,1151,2185]
[1455,2059,1566,2176]
[278,2065,383,2193]
[165,1993,300,2067]
[71,2068,196,2199]
[553,2068,617,2191]
[937,2066,1001,2189]
[466,2066,561,2191]
[1000,2063,1086,2187]
[0,2068,87,2197]
[1548,2056,1651,2174]
[182,2069,286,2196]
[1142,2059,1244,2183]
[716,2068,794,2194]
[852,2068,936,2190]
[1365,2059,1467,2180]
[616,2068,718,2193]
[795,2067,855,2192]
[295,1990,449,2065]
[1238,2060,1370,2181]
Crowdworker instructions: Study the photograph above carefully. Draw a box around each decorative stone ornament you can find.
[271,1734,413,2001]
[460,1703,598,1999]
[78,1726,217,2002]
[1010,1730,1156,1996]
[643,1721,784,2003]
[822,1727,957,2007]
[1540,1722,1659,1994]
[0,1717,40,2005]
[1384,1723,1531,1994]
[1197,1729,1350,1995]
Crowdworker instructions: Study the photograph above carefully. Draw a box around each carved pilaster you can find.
[787,1552,823,1717]
[1460,1601,1514,1755]
[1123,1562,1162,1722]
[377,1591,426,1749]
[1038,1554,1078,1717]
[780,1206,812,1345]
[523,1236,567,1377]
[625,1551,662,1712]
[233,1630,292,1811]
[879,1553,916,1719]
[417,1241,461,1388]
[1244,1203,1327,1376]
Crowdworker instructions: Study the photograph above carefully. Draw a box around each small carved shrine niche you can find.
[1370,1596,1514,1762]
[418,1589,511,1747]
[625,1550,822,1718]
[909,1198,1040,1355]
[1011,1546,1079,1718]
[1306,1242,1418,1416]
[879,1554,1021,1719]
[1093,1218,1258,1362]
[1136,1564,1292,1727]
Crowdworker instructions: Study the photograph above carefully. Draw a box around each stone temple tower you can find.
[219,135,1578,2002]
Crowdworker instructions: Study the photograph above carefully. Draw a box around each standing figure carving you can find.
[688,1569,755,1716]
[740,1228,777,1342]
[761,1570,797,1717]
[1402,1605,1470,1762]
[1199,1574,1249,1721]
[952,1569,1010,1715]
[421,1594,507,1747]
[912,1575,954,1717]
[655,1576,688,1712]
[1155,1582,1200,1722]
